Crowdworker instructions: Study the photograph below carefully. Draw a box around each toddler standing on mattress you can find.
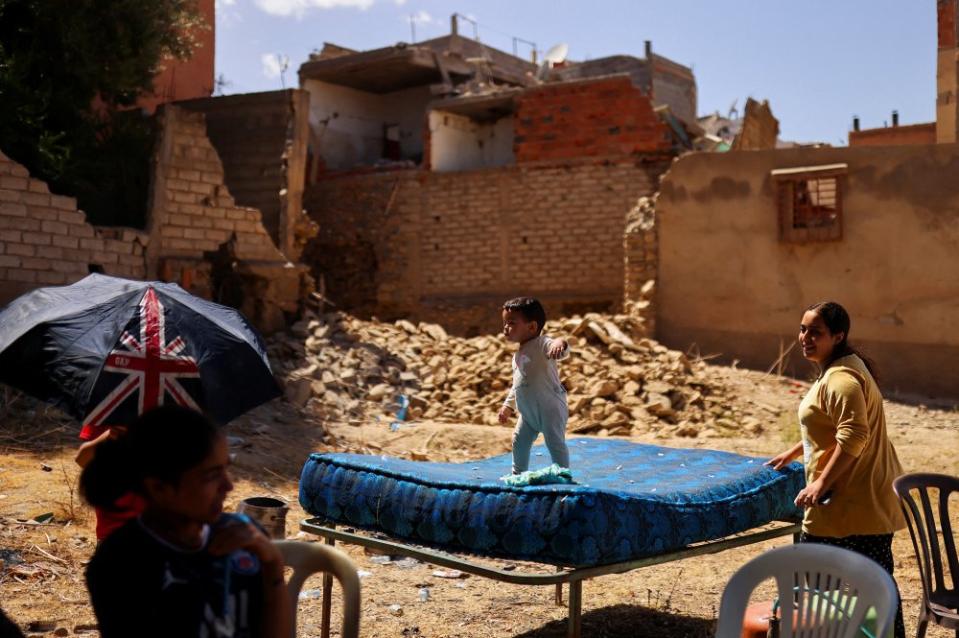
[498,297,571,474]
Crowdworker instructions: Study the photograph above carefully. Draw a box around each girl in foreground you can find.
[767,301,906,638]
[81,405,291,638]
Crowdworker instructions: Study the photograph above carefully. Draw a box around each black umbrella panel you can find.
[0,274,281,436]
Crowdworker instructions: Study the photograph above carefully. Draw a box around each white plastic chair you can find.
[715,543,898,638]
[275,540,361,638]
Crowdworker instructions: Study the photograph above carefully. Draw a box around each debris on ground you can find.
[269,311,778,438]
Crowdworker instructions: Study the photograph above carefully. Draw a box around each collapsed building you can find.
[298,21,698,335]
[654,0,959,400]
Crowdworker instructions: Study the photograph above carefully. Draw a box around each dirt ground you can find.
[0,365,957,638]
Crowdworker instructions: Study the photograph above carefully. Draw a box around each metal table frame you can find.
[300,517,801,638]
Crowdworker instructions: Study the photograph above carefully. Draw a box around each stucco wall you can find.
[656,145,959,400]
[428,111,514,172]
[304,80,430,169]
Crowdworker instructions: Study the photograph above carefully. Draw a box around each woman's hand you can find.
[764,442,803,470]
[794,479,829,508]
[498,405,514,424]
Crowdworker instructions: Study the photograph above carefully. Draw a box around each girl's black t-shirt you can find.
[86,515,264,638]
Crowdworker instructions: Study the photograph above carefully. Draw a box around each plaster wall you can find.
[428,111,514,172]
[656,145,959,400]
[305,80,430,169]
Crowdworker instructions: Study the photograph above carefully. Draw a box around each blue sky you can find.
[215,0,936,145]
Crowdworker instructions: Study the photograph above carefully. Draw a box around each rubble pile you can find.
[268,312,771,438]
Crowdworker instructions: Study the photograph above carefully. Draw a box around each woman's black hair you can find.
[806,301,879,381]
[80,405,220,510]
[503,297,547,335]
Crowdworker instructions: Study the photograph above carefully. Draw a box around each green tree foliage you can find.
[0,0,202,226]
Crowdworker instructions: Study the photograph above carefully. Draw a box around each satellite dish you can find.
[536,42,569,80]
[544,42,569,65]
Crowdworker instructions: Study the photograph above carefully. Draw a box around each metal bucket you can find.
[236,496,289,539]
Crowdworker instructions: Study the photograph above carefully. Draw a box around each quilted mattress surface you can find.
[299,438,804,567]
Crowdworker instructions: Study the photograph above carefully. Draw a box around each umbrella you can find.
[0,273,281,438]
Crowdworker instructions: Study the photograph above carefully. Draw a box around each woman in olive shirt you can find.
[767,301,906,638]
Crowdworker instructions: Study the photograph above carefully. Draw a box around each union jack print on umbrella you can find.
[0,274,280,436]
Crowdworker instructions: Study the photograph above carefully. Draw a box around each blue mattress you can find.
[298,439,804,567]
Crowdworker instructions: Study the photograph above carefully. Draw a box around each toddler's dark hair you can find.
[503,297,547,335]
[80,405,220,510]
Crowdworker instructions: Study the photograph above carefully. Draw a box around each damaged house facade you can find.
[300,22,697,335]
[655,0,959,400]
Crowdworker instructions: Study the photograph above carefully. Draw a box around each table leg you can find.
[555,566,563,605]
[321,534,335,638]
[567,579,582,638]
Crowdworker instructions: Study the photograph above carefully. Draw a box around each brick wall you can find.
[178,90,311,257]
[304,157,669,334]
[147,104,308,331]
[0,150,146,305]
[149,105,289,268]
[623,195,657,333]
[513,76,672,163]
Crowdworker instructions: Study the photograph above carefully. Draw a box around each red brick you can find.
[0,202,27,217]
[22,231,51,246]
[0,255,20,268]
[70,224,96,238]
[49,194,76,210]
[0,175,28,190]
[52,235,79,249]
[41,220,69,235]
[7,243,35,257]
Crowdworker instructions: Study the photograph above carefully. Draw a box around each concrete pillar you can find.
[937,0,959,143]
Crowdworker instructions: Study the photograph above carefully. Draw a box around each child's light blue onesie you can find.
[503,335,570,473]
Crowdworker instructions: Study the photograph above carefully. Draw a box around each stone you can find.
[368,384,392,401]
[588,379,619,398]
[284,377,312,407]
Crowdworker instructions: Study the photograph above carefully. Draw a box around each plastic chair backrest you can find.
[274,540,361,638]
[892,472,959,631]
[715,543,899,638]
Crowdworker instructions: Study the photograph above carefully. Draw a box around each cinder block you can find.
[36,270,69,285]
[20,256,53,270]
[28,179,50,194]
[49,195,77,210]
[189,181,213,195]
[69,223,96,238]
[172,191,197,204]
[79,238,105,251]
[0,175,28,190]
[52,235,79,249]
[52,259,84,273]
[0,202,28,217]
[7,268,38,283]
[41,220,68,235]
[90,251,119,265]
[22,232,52,246]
